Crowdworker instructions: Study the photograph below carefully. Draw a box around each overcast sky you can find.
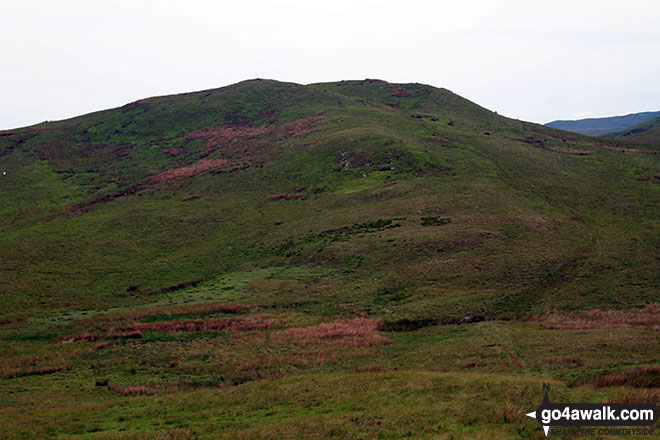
[2,0,659,129]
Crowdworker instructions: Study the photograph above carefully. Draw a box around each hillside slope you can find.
[605,115,660,143]
[2,78,658,317]
[546,110,660,136]
[1,79,659,439]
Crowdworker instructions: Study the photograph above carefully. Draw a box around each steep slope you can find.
[546,110,660,136]
[1,78,658,318]
[605,115,660,143]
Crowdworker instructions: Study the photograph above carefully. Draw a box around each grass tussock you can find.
[114,314,282,333]
[491,386,535,424]
[2,364,70,379]
[588,366,660,388]
[533,304,660,331]
[76,302,252,329]
[108,382,155,396]
[611,388,660,404]
[65,330,142,343]
[275,317,391,347]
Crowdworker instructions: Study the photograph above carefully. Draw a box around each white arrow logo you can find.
[526,411,549,436]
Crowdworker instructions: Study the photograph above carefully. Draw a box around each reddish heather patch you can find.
[188,115,324,159]
[2,364,71,379]
[532,304,660,331]
[181,193,202,201]
[144,160,228,185]
[65,330,142,343]
[93,341,118,351]
[275,317,391,347]
[267,193,303,201]
[390,88,412,97]
[114,314,281,333]
[188,125,273,158]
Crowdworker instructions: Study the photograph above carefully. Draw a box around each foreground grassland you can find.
[0,79,658,438]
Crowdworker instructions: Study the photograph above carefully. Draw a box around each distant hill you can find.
[546,110,660,136]
[605,116,660,143]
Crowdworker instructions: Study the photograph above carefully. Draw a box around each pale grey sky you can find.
[2,0,659,129]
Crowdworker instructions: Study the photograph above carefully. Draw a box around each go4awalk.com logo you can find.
[526,384,659,437]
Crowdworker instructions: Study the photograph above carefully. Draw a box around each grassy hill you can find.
[605,116,660,143]
[1,79,659,439]
[546,110,660,136]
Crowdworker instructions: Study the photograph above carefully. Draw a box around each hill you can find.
[1,79,659,439]
[545,110,660,136]
[605,116,660,143]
